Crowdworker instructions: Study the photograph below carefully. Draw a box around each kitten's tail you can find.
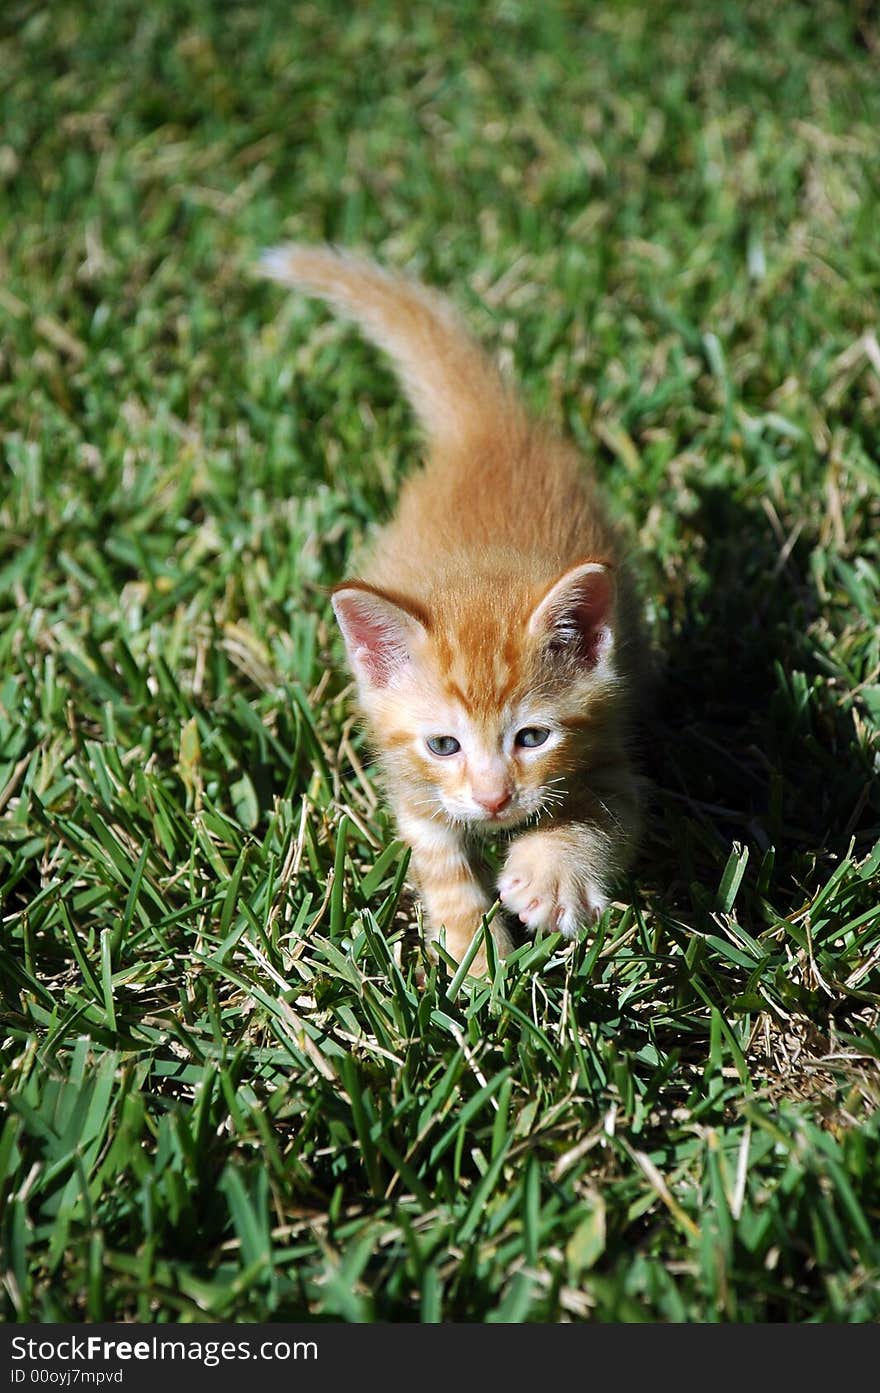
[257,244,524,452]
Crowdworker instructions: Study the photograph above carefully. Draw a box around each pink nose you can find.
[474,790,512,816]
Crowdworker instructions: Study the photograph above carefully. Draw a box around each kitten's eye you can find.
[515,727,550,749]
[426,735,461,757]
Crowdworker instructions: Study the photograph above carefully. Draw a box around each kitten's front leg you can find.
[498,826,607,938]
[397,812,514,973]
[498,780,639,940]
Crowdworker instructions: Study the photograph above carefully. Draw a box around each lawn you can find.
[1,0,879,1322]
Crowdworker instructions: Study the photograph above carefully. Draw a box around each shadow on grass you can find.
[638,482,878,919]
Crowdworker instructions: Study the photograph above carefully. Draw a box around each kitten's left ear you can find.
[528,561,614,668]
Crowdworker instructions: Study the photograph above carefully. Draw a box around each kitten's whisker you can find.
[406,795,448,824]
[537,789,565,807]
[583,785,625,833]
[531,791,564,821]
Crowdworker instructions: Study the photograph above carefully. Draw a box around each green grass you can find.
[2,0,879,1322]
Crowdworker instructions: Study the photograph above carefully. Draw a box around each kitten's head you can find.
[332,562,619,831]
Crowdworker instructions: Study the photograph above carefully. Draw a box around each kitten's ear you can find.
[528,561,614,668]
[332,583,428,687]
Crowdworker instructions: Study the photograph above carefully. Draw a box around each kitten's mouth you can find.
[443,799,536,832]
[471,805,530,831]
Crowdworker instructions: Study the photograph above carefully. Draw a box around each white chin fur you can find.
[459,807,529,833]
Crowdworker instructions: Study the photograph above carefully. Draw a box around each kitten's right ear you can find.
[331,584,428,687]
[528,561,615,669]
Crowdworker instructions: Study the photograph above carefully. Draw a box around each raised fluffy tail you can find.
[258,244,523,452]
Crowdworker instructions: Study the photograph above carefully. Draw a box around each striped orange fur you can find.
[260,245,644,974]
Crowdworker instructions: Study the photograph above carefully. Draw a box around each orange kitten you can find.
[260,246,643,974]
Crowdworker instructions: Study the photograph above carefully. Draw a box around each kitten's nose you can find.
[474,790,512,816]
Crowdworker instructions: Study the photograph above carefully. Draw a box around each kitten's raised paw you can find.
[498,835,606,940]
